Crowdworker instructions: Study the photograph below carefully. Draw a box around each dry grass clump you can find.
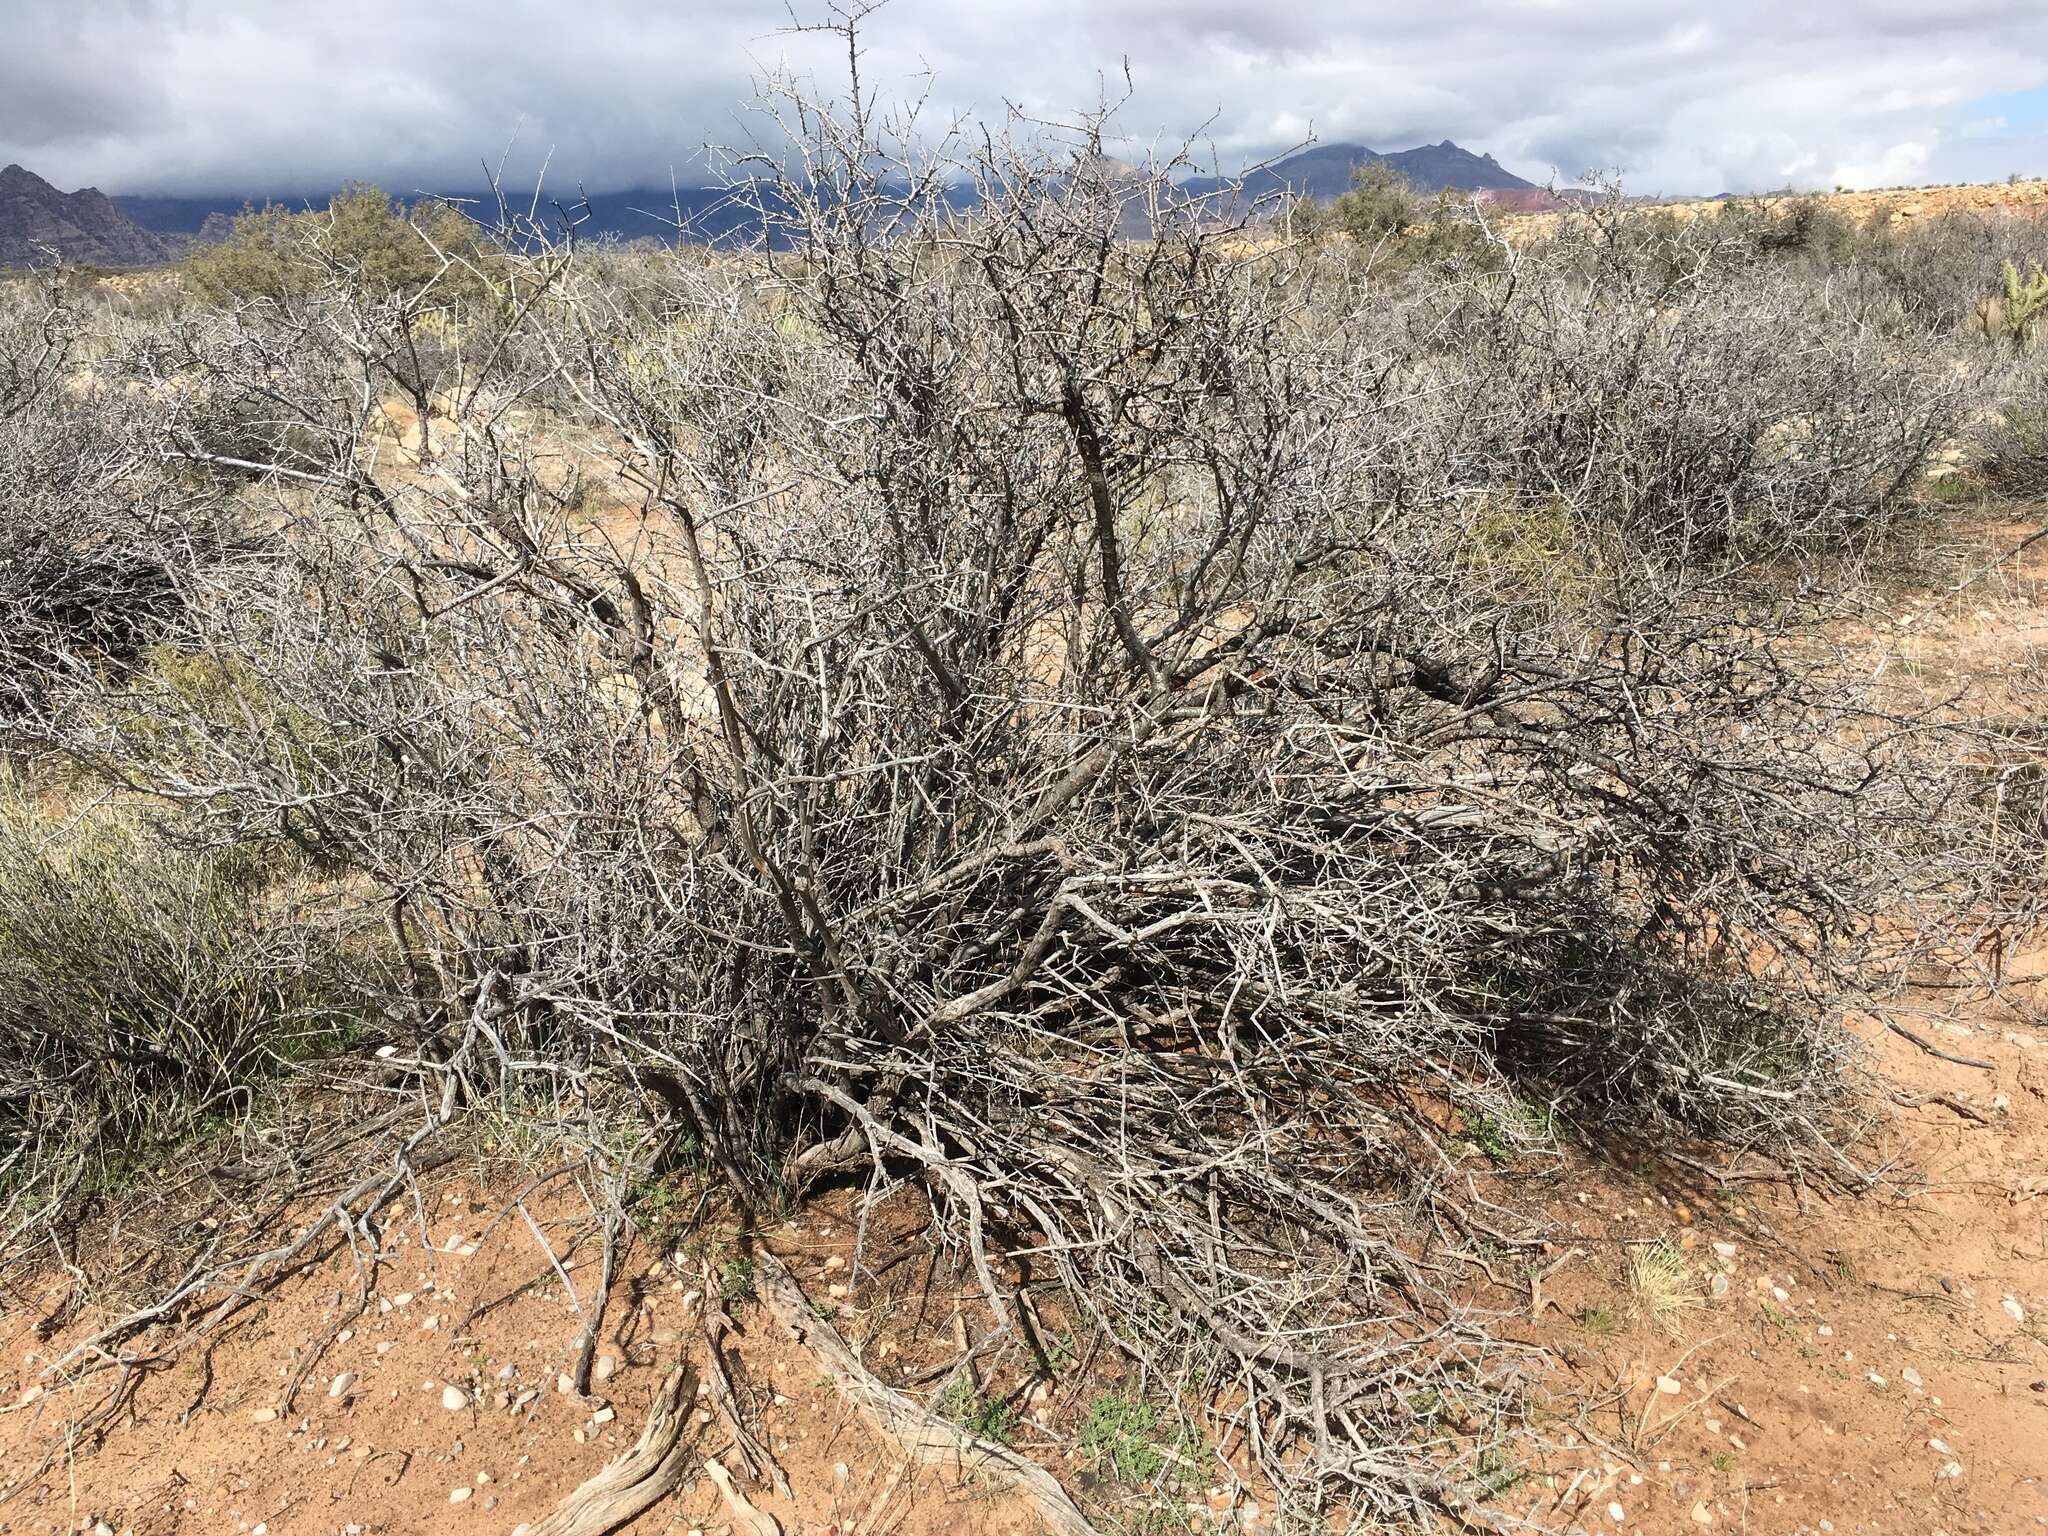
[1627,1241,1707,1337]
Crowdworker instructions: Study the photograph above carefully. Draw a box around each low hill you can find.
[0,164,181,269]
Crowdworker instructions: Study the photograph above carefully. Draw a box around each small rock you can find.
[557,1373,575,1394]
[1902,1366,1924,1388]
[441,1384,468,1412]
[592,1354,617,1382]
[1938,1461,1964,1481]
[1608,1502,1627,1523]
[1655,1376,1682,1395]
[496,1363,516,1381]
[1867,1373,1887,1390]
[1929,1437,1954,1455]
[1711,1241,1737,1259]
[823,1255,845,1273]
[1771,1286,1790,1303]
[828,1283,850,1299]
[329,1373,357,1399]
[1690,1501,1714,1526]
[450,1486,472,1503]
[2002,1296,2026,1324]
[1709,1274,1729,1298]
[252,1407,279,1423]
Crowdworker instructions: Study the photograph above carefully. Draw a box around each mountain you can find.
[114,184,773,248]
[1179,140,1537,208]
[0,164,183,269]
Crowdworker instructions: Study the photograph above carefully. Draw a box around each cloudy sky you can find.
[5,0,2047,199]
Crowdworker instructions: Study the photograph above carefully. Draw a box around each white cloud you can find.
[1830,140,1933,190]
[0,0,2043,198]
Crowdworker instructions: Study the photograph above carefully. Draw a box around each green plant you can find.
[1080,1392,1165,1484]
[718,1255,756,1305]
[1576,1302,1619,1336]
[936,1374,1015,1444]
[2001,258,2048,351]
[1711,1451,1737,1473]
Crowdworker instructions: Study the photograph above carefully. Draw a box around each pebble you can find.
[1902,1366,1924,1388]
[450,1487,472,1504]
[330,1373,356,1398]
[496,1363,516,1381]
[557,1374,575,1394]
[828,1283,850,1299]
[823,1255,845,1273]
[442,1384,468,1412]
[1608,1502,1627,1523]
[2002,1296,2026,1323]
[1656,1376,1683,1395]
[1711,1241,1737,1259]
[252,1407,279,1423]
[593,1406,616,1424]
[1867,1373,1887,1389]
[1691,1501,1714,1526]
[1709,1274,1729,1298]
[593,1354,618,1382]
[1939,1461,1965,1480]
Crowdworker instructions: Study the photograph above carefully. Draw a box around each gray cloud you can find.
[2,0,2045,197]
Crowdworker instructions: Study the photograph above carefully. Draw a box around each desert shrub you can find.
[1332,159,1418,244]
[0,57,1996,1526]
[1981,402,2048,498]
[183,183,498,308]
[0,274,217,711]
[0,791,356,1192]
[1417,208,1965,555]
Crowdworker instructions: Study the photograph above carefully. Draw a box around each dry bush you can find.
[1407,204,1968,557]
[0,54,2013,1530]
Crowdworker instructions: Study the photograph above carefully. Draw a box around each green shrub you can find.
[183,183,498,307]
[0,791,354,1158]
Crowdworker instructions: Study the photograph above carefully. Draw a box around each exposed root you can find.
[523,1363,700,1536]
[752,1250,1104,1536]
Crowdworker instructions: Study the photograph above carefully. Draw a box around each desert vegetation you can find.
[3,46,2047,1534]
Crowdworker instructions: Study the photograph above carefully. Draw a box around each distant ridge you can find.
[0,164,182,269]
[1179,140,1538,207]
